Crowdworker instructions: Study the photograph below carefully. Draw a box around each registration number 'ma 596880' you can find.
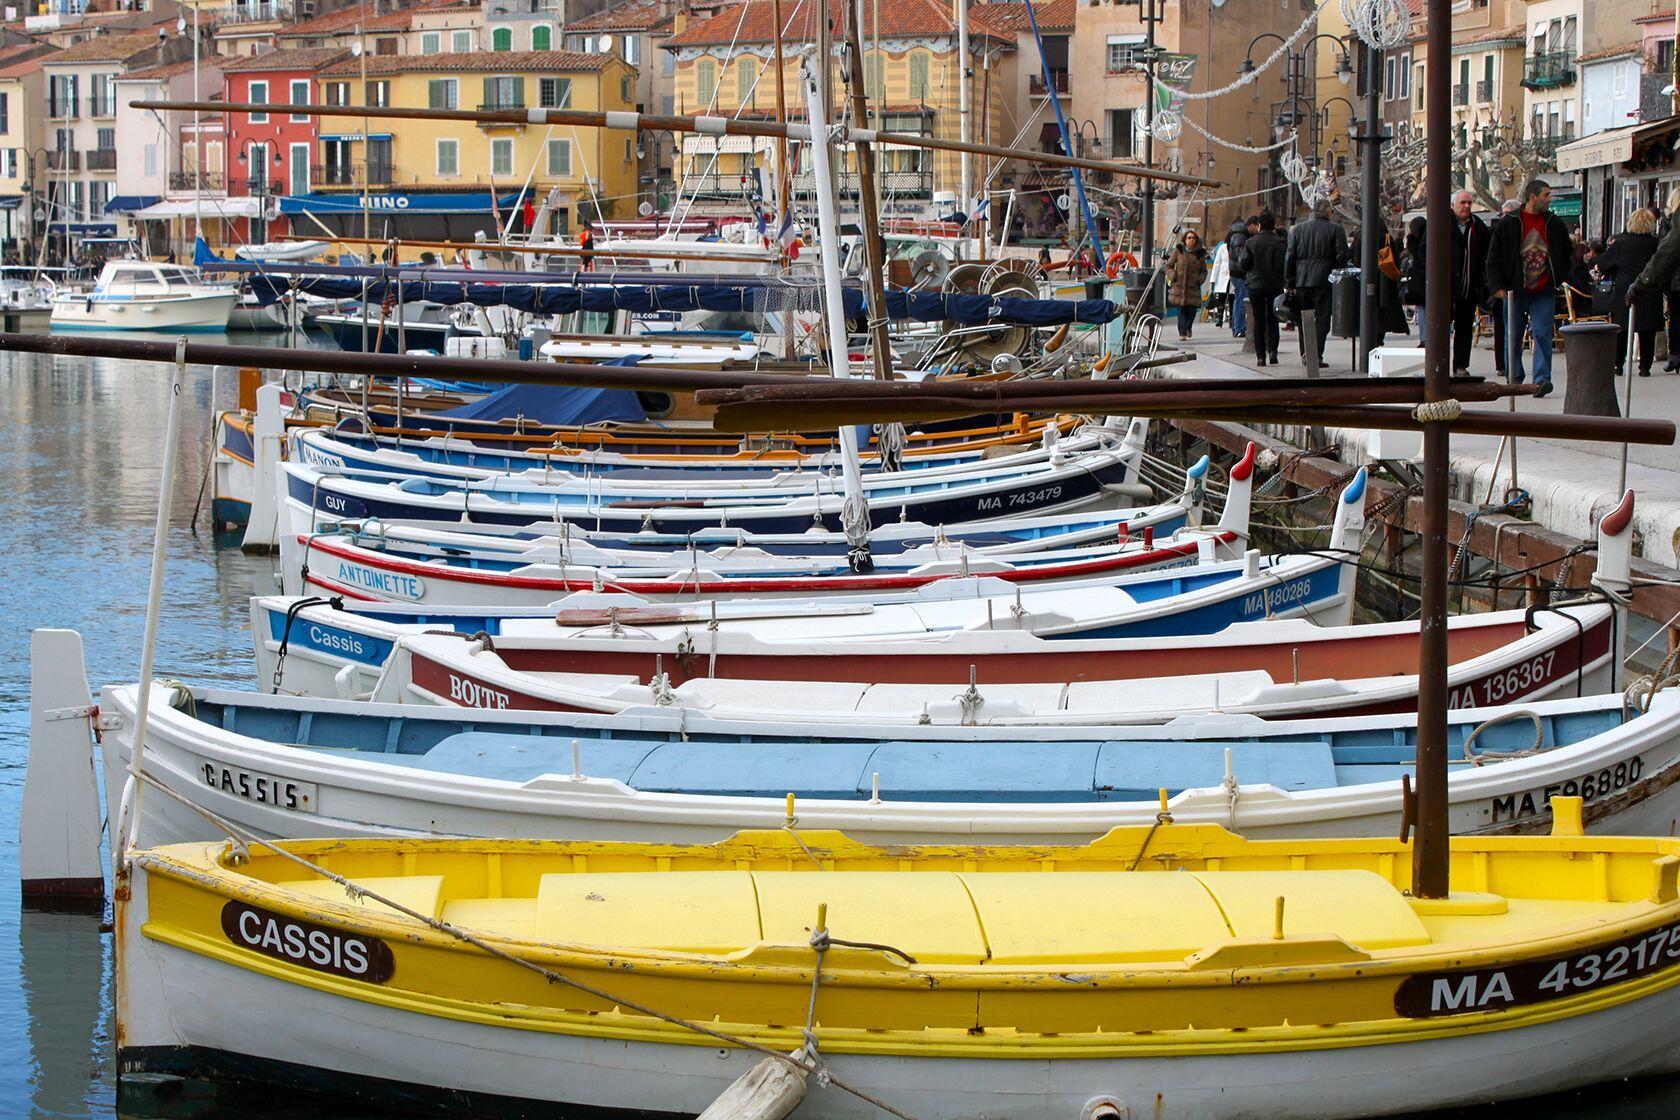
[1394,916,1680,1018]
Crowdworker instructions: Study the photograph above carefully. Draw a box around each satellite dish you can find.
[174,14,184,31]
[909,249,949,290]
[638,200,654,216]
[599,34,614,51]
[350,41,363,57]
[1056,194,1070,211]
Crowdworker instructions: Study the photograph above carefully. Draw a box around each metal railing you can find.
[168,170,224,190]
[45,149,78,171]
[1029,70,1070,96]
[1522,51,1576,89]
[46,100,77,120]
[1452,83,1468,106]
[1476,79,1493,103]
[223,0,292,22]
[85,148,117,171]
[88,96,115,118]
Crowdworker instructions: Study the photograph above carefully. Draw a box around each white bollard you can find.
[694,1055,808,1120]
[240,381,285,553]
[20,628,105,907]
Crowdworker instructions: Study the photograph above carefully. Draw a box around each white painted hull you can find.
[50,290,235,331]
[99,684,1680,854]
[114,864,1680,1120]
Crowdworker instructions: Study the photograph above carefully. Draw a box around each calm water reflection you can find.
[2,337,1680,1118]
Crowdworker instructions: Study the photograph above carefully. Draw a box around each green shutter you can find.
[512,78,525,108]
[483,76,495,108]
[428,80,443,109]
[532,25,550,50]
[493,27,512,51]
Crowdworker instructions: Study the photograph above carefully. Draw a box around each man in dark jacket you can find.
[1243,211,1288,366]
[1485,179,1572,396]
[1439,189,1493,375]
[1225,218,1251,339]
[1629,209,1680,366]
[1284,197,1349,368]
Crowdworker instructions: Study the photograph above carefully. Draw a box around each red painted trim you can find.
[301,572,380,602]
[297,529,1234,597]
[1602,490,1636,537]
[1230,442,1257,482]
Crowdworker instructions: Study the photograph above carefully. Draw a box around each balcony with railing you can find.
[169,170,225,191]
[46,97,77,120]
[85,148,117,171]
[88,95,115,119]
[1532,126,1577,157]
[1452,83,1469,107]
[318,162,394,186]
[1029,69,1070,98]
[1522,51,1576,89]
[45,149,78,171]
[223,0,293,22]
[1476,79,1493,103]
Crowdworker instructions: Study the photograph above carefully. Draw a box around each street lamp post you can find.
[1243,33,1353,223]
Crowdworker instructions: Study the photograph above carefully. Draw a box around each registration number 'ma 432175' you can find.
[1395,916,1680,1018]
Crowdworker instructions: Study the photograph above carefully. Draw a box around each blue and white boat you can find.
[50,259,236,332]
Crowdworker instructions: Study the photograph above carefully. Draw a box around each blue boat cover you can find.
[436,361,647,426]
[242,273,1117,326]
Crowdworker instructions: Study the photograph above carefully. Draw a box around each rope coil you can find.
[1412,399,1463,424]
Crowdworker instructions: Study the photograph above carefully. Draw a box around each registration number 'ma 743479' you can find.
[1394,916,1680,1018]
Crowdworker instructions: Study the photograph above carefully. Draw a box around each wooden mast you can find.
[841,0,894,380]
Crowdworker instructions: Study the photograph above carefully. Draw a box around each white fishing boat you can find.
[50,260,236,333]
[235,240,328,263]
[111,817,1680,1119]
[0,265,59,329]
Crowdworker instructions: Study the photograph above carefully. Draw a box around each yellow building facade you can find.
[662,5,1011,209]
[312,49,636,234]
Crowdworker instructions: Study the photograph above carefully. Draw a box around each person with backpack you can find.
[1226,218,1252,339]
[1243,211,1287,365]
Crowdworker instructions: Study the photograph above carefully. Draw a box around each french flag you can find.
[778,210,802,259]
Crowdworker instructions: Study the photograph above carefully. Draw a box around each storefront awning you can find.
[1556,118,1680,173]
[280,190,526,216]
[105,194,161,214]
[48,222,116,235]
[681,135,776,156]
[0,195,23,210]
[134,196,270,220]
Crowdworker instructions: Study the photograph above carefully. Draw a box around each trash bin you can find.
[1121,267,1167,317]
[1330,268,1361,339]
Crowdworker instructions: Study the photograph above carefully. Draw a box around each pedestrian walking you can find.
[1207,235,1232,329]
[1485,181,1571,397]
[1663,193,1680,370]
[1283,197,1349,368]
[1597,207,1663,377]
[1226,218,1252,339]
[1165,230,1209,340]
[1243,211,1288,365]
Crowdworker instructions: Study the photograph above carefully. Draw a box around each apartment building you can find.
[563,0,675,198]
[41,31,193,240]
[663,0,1013,214]
[0,43,58,250]
[299,49,635,242]
[220,46,349,243]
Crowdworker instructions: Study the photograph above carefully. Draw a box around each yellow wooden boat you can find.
[118,799,1680,1118]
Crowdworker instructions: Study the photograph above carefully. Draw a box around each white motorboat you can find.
[50,259,236,332]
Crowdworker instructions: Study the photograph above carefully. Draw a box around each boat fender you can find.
[1082,1098,1129,1120]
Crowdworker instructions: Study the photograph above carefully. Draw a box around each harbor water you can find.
[4,340,1680,1119]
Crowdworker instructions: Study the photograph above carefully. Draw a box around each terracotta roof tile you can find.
[567,0,669,32]
[664,0,1007,49]
[43,31,165,64]
[320,48,616,74]
[280,0,472,38]
[221,46,352,71]
[1577,41,1644,64]
[122,58,200,79]
[970,0,1074,36]
[0,44,56,78]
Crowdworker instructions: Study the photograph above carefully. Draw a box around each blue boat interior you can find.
[187,696,1626,802]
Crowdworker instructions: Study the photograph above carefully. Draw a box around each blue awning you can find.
[105,194,161,214]
[0,196,22,210]
[280,190,526,216]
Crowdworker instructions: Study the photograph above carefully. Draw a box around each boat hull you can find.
[112,855,1680,1120]
[49,291,236,332]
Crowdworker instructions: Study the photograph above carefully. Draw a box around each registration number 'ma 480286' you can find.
[1395,916,1680,1018]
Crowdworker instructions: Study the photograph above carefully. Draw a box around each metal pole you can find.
[1413,0,1453,901]
[1358,43,1382,375]
[118,338,189,857]
[957,0,971,255]
[1621,303,1637,493]
[1140,0,1156,269]
[842,0,893,381]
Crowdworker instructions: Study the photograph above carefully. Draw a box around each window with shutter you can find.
[546,138,570,175]
[493,27,512,51]
[437,138,459,176]
[909,52,928,100]
[540,77,571,107]
[531,24,551,50]
[492,137,514,176]
[697,58,716,104]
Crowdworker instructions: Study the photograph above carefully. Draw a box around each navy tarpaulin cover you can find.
[244,273,1117,326]
[436,358,648,426]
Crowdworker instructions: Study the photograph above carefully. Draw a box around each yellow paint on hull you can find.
[127,810,1680,1062]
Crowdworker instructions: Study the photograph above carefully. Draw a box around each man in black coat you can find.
[1437,189,1493,375]
[1284,197,1349,368]
[1242,211,1288,366]
[1484,179,1573,396]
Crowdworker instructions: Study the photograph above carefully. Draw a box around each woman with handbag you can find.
[1165,230,1209,340]
[1352,224,1410,349]
[1598,208,1663,376]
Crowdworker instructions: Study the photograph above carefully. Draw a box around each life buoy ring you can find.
[1105,251,1138,279]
